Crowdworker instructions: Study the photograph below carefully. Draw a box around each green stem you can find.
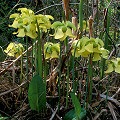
[58,42,62,112]
[26,37,29,88]
[73,40,80,93]
[37,22,42,77]
[89,55,93,104]
[83,54,93,108]
[35,39,37,75]
[20,54,23,83]
[101,5,111,79]
[66,37,69,108]
[20,54,23,103]
[44,59,47,90]
[31,40,34,78]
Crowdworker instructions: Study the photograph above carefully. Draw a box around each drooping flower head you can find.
[51,21,76,41]
[44,42,60,59]
[105,58,120,74]
[4,42,25,58]
[71,37,109,61]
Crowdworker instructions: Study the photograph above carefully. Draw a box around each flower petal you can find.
[115,65,120,73]
[51,51,59,58]
[17,29,25,37]
[105,63,114,73]
[85,43,93,53]
[55,28,64,39]
[92,53,101,61]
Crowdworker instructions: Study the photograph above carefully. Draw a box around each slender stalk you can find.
[88,55,93,104]
[35,39,37,75]
[79,0,83,37]
[66,37,69,108]
[44,59,47,89]
[44,45,52,88]
[20,54,23,83]
[100,6,111,79]
[83,54,93,108]
[26,37,29,88]
[83,55,90,108]
[20,54,23,103]
[58,42,62,112]
[37,22,42,77]
[31,40,34,78]
[73,40,80,94]
[105,75,109,108]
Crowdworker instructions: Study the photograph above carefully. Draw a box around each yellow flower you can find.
[105,58,120,74]
[4,42,25,58]
[44,42,60,59]
[9,8,54,38]
[51,21,76,41]
[71,37,109,61]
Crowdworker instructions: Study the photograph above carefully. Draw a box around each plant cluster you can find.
[3,4,120,119]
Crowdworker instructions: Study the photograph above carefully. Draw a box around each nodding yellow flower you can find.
[4,42,25,58]
[50,21,76,41]
[105,58,120,74]
[9,8,54,39]
[71,37,109,61]
[44,42,60,59]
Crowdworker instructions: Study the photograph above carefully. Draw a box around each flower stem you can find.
[37,22,42,77]
[66,37,69,108]
[31,40,34,78]
[26,36,29,89]
[58,41,62,112]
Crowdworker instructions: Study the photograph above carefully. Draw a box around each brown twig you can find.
[46,102,62,120]
[89,16,94,38]
[0,81,27,97]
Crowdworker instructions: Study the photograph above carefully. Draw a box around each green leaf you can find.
[63,108,86,120]
[28,75,46,112]
[78,108,86,120]
[63,109,76,120]
[70,92,81,117]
